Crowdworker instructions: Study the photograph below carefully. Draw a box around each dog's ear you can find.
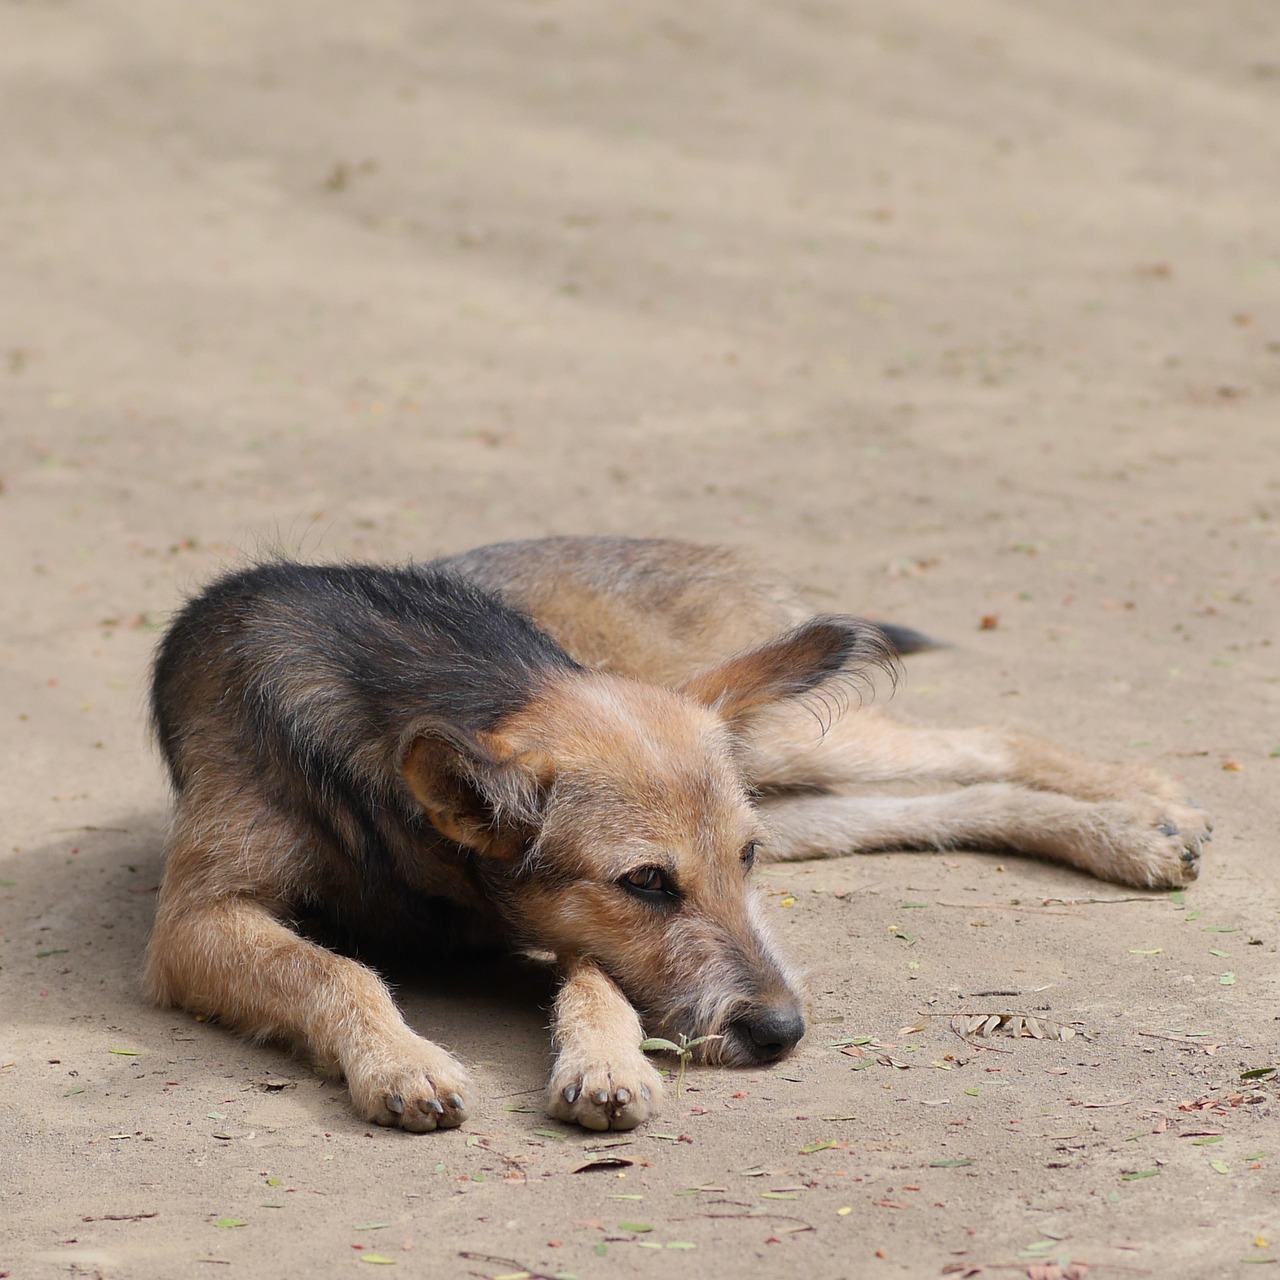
[400,720,550,858]
[677,616,895,731]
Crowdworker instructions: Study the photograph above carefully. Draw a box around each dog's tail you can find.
[873,622,946,656]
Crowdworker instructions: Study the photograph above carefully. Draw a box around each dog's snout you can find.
[735,1007,806,1062]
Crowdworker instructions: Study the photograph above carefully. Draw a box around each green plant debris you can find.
[1192,1136,1224,1145]
[532,1128,568,1140]
[1021,1240,1064,1256]
[640,1032,721,1097]
[828,1036,873,1047]
[1121,1169,1160,1181]
[1211,1161,1230,1175]
[930,1158,973,1168]
[37,949,70,958]
[618,1221,653,1233]
[214,1218,248,1228]
[1220,972,1237,986]
[1241,1067,1276,1080]
[799,1139,838,1154]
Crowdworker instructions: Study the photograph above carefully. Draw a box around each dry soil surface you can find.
[2,2,1278,1278]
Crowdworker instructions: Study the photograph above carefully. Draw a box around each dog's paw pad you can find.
[347,1039,474,1133]
[546,1056,664,1131]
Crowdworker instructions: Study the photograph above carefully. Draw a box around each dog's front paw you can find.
[346,1034,474,1133]
[546,1053,664,1131]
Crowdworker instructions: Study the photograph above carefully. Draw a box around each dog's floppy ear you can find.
[400,720,549,858]
[677,616,895,731]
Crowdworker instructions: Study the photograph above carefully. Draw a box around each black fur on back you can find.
[152,561,579,791]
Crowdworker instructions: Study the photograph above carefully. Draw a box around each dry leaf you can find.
[960,1012,1076,1041]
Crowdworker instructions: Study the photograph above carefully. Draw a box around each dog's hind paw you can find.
[1091,798,1212,889]
[546,1054,665,1131]
[346,1035,474,1133]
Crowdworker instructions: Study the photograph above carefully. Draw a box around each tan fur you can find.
[147,536,1209,1134]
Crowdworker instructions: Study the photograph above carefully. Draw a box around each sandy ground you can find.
[2,1,1278,1277]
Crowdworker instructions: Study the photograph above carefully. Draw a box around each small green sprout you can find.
[639,1032,723,1098]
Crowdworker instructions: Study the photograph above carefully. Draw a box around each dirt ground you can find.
[2,1,1278,1277]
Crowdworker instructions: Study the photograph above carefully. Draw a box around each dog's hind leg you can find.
[741,703,1197,808]
[756,785,1204,888]
[145,817,474,1132]
[545,957,665,1132]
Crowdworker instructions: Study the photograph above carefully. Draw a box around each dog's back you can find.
[152,561,576,789]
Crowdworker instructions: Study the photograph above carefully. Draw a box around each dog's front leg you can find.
[545,957,665,1131]
[146,892,474,1132]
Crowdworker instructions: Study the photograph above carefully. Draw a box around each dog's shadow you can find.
[4,812,557,1130]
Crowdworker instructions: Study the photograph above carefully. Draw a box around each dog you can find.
[146,536,1209,1133]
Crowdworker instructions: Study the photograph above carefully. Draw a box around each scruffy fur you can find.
[147,536,1209,1132]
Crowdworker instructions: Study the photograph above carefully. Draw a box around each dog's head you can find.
[400,617,891,1066]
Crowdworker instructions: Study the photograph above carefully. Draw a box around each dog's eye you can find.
[741,841,759,870]
[619,865,675,901]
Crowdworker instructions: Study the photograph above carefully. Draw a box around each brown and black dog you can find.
[146,536,1209,1132]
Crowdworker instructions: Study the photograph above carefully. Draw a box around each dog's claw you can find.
[1157,822,1179,837]
[615,1088,631,1105]
[640,1086,651,1102]
[446,1093,465,1111]
[592,1089,609,1105]
[387,1094,405,1115]
[426,1098,445,1115]
[563,1084,579,1104]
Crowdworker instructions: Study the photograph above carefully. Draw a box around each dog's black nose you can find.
[738,1007,806,1061]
